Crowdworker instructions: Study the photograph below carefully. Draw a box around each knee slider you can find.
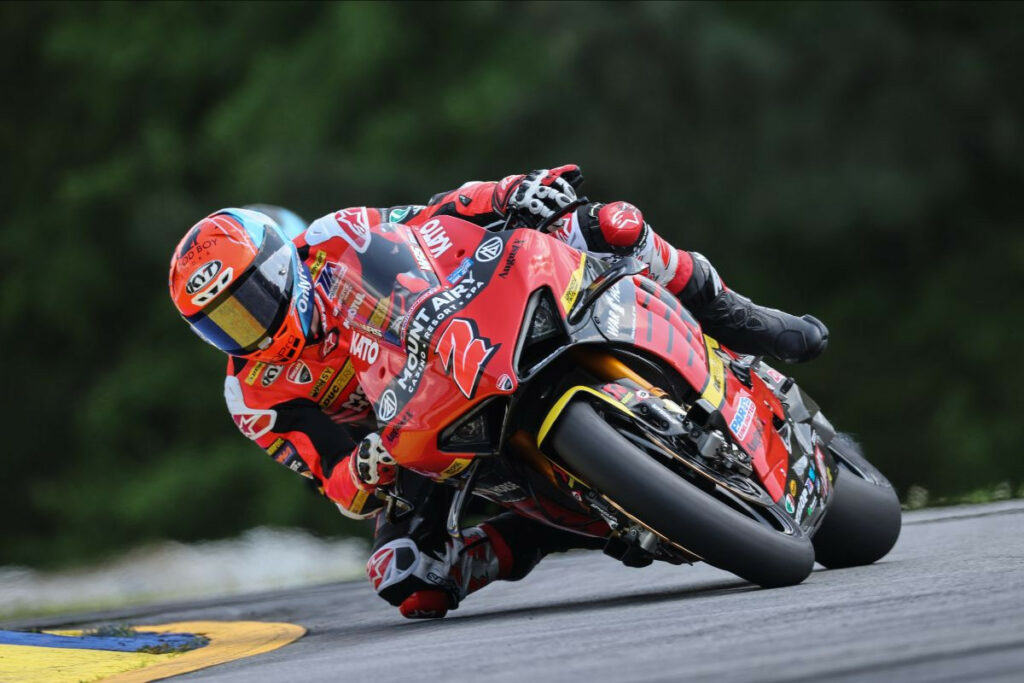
[366,538,423,606]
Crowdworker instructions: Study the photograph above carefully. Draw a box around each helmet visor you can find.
[185,227,297,355]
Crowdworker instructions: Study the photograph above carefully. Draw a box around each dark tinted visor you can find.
[185,228,295,355]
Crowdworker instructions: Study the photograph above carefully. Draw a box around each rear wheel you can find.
[812,434,902,568]
[550,401,815,588]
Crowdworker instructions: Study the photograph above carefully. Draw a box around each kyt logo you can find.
[436,318,499,399]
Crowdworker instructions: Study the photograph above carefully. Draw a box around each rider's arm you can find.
[410,165,584,230]
[225,375,385,519]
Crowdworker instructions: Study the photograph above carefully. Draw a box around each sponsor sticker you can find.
[261,364,283,388]
[560,254,586,312]
[439,458,473,479]
[417,219,453,258]
[496,373,515,392]
[377,389,398,421]
[785,494,796,514]
[308,250,328,280]
[351,330,380,364]
[309,366,336,399]
[185,259,222,294]
[446,258,473,285]
[287,360,313,384]
[319,360,356,409]
[245,361,266,386]
[475,235,504,263]
[368,297,390,329]
[729,396,756,440]
[340,386,371,413]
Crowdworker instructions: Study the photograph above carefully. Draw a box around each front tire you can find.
[812,435,902,568]
[550,401,815,588]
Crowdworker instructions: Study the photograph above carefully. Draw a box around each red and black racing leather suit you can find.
[226,169,707,517]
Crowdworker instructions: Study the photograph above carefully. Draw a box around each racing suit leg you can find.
[366,470,602,618]
[565,202,828,363]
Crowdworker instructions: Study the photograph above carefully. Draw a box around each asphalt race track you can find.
[6,501,1024,682]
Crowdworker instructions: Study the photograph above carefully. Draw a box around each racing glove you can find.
[350,433,398,489]
[505,165,584,229]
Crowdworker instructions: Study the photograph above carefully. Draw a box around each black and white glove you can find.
[350,433,397,488]
[506,165,582,229]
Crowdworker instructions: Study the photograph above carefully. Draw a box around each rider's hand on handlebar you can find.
[506,165,582,229]
[350,433,397,489]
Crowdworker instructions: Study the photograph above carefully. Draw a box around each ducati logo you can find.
[474,236,503,263]
[377,389,398,421]
[286,360,313,384]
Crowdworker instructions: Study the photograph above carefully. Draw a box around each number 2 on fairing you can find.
[436,318,498,399]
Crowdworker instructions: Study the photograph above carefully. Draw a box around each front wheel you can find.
[812,434,902,568]
[550,401,815,588]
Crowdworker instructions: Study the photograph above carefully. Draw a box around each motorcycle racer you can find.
[168,166,827,619]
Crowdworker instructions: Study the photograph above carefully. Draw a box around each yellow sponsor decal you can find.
[319,359,356,408]
[244,362,266,386]
[266,438,285,456]
[560,254,586,312]
[309,250,328,280]
[701,335,726,408]
[438,458,473,479]
[368,297,390,329]
[309,367,336,399]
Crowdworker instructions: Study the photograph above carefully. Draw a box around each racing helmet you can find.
[169,208,315,363]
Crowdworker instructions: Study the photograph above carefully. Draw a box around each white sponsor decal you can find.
[351,330,380,364]
[417,219,453,258]
[377,389,398,421]
[474,236,503,262]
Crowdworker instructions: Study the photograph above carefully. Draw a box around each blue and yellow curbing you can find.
[0,620,306,682]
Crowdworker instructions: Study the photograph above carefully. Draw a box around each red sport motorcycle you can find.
[346,211,901,588]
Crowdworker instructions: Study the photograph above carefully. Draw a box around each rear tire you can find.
[551,402,815,588]
[812,435,902,568]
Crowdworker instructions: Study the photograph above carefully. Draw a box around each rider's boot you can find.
[366,523,513,619]
[679,253,828,363]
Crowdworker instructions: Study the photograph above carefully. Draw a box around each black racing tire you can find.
[550,401,815,588]
[812,437,902,568]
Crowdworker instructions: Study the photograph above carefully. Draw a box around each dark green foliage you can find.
[2,2,1021,568]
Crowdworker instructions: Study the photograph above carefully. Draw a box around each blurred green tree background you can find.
[2,1,1021,568]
